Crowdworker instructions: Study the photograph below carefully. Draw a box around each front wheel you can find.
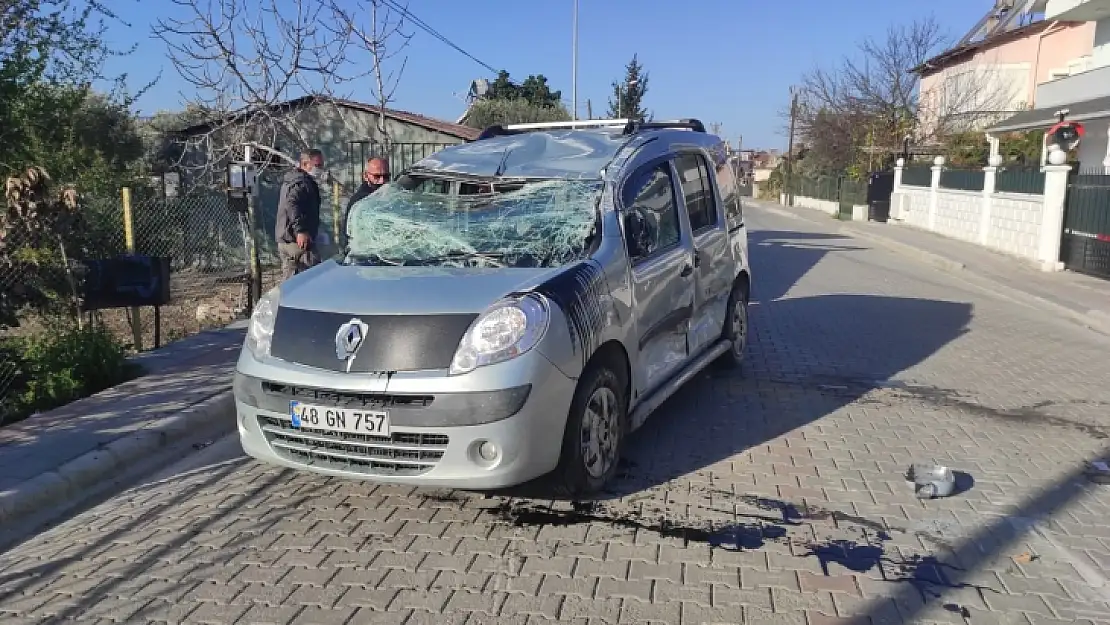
[552,361,628,497]
[715,280,749,369]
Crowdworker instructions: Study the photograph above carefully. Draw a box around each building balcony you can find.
[1046,0,1110,21]
[1037,63,1110,108]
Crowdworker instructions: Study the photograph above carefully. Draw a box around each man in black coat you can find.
[275,149,324,280]
[344,157,389,238]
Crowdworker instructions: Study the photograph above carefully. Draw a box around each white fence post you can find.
[1037,150,1072,272]
[890,158,905,222]
[980,156,999,246]
[929,156,944,232]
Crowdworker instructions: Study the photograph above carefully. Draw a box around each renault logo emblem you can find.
[335,318,369,372]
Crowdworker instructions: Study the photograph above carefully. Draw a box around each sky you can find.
[100,0,990,151]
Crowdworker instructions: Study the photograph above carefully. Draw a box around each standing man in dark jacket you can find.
[276,149,324,280]
[343,157,389,236]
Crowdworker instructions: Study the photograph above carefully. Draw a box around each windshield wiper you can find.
[345,252,404,266]
[411,251,508,266]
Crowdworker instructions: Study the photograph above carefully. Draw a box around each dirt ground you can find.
[96,265,284,351]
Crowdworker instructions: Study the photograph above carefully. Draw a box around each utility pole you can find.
[571,0,579,120]
[785,88,799,207]
[586,99,592,120]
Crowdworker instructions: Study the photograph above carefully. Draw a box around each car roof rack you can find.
[621,118,706,135]
[477,118,631,140]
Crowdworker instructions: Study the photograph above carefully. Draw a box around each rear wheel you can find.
[552,359,628,497]
[715,280,749,369]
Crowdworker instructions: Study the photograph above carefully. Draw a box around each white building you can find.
[989,0,1110,171]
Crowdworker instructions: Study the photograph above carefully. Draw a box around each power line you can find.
[378,0,500,74]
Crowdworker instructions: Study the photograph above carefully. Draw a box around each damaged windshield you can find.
[343,178,602,268]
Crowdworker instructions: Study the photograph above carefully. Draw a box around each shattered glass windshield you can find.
[343,178,602,268]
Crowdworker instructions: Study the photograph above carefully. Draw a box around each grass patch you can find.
[0,323,143,426]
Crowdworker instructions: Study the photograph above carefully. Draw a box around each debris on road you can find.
[1085,459,1110,484]
[906,463,958,499]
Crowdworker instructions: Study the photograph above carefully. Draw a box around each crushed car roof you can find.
[407,129,633,180]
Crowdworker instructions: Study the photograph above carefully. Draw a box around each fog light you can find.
[478,440,499,462]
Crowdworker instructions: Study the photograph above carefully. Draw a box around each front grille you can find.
[261,382,435,410]
[257,415,449,476]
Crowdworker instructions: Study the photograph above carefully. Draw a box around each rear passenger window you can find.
[675,153,718,231]
[622,163,680,262]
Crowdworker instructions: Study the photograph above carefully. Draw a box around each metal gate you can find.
[1061,170,1110,279]
[346,140,461,185]
[867,170,895,223]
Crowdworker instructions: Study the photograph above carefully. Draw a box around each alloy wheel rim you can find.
[580,386,620,479]
[732,299,748,358]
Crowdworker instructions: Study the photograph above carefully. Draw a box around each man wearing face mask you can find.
[276,148,325,280]
[342,157,389,239]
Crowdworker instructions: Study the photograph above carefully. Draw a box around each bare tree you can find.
[791,16,1020,173]
[327,0,412,147]
[150,0,409,185]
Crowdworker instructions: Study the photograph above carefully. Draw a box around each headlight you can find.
[245,287,280,359]
[449,294,549,375]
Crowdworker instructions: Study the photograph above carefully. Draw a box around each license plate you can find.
[289,400,390,436]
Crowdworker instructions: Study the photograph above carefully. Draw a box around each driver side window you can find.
[622,163,680,263]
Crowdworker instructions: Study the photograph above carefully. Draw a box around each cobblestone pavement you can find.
[3,205,1110,625]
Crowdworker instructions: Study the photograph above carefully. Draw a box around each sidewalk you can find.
[0,321,245,530]
[749,198,1110,336]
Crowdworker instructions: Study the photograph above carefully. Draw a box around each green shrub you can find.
[0,323,142,425]
[462,99,572,129]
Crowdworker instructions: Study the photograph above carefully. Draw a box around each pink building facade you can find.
[916,21,1095,140]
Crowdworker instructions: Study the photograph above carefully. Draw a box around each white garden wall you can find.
[782,158,1072,273]
[896,187,932,230]
[986,193,1045,260]
[893,184,1045,262]
[793,195,839,216]
[933,189,985,244]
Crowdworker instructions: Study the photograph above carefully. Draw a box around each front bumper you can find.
[233,348,577,489]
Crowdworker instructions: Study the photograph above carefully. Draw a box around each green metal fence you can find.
[1061,169,1110,279]
[837,177,867,220]
[939,168,985,192]
[901,166,932,187]
[996,167,1046,194]
[788,174,870,220]
[793,176,841,202]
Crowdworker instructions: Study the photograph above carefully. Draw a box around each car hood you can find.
[278,260,567,315]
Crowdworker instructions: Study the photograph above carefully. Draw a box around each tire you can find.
[552,358,628,497]
[715,280,750,370]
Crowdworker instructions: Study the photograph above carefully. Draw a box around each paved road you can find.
[3,205,1110,625]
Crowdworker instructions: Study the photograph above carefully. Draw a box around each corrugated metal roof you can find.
[172,95,481,141]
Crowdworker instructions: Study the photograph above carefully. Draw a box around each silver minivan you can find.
[233,118,751,495]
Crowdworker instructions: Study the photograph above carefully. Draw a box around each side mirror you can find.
[623,210,652,258]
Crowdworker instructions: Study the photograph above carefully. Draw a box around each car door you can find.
[674,151,732,356]
[621,158,695,394]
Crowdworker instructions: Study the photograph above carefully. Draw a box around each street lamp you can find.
[618,79,639,119]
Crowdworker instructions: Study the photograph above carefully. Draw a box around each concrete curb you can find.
[752,200,1110,339]
[0,389,235,526]
[836,225,967,273]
